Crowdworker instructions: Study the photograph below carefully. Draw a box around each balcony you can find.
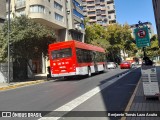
[96,11,101,15]
[83,12,88,16]
[15,1,26,9]
[87,8,96,11]
[101,7,106,10]
[86,2,95,6]
[96,6,101,9]
[97,16,102,20]
[95,0,100,4]
[100,2,105,5]
[109,20,116,24]
[107,0,114,4]
[83,7,87,11]
[89,19,96,22]
[82,2,87,5]
[108,9,115,14]
[88,13,96,17]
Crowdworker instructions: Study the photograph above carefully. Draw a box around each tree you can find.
[85,22,138,63]
[105,23,137,62]
[146,34,160,57]
[0,16,56,79]
[85,23,110,52]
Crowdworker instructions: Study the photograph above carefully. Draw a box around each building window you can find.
[15,0,26,8]
[55,13,64,22]
[108,15,111,19]
[30,5,45,13]
[54,1,63,11]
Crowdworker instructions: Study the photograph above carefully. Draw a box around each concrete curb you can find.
[0,79,47,91]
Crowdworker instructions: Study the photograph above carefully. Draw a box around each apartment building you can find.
[0,0,6,27]
[66,0,85,42]
[152,0,160,46]
[82,0,116,26]
[7,0,85,74]
[6,0,85,42]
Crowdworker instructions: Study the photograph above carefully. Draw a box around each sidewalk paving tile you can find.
[126,66,160,120]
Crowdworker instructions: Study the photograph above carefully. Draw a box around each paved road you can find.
[0,67,141,120]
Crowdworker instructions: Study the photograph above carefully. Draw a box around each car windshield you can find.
[51,48,72,60]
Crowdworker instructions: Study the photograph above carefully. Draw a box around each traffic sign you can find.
[134,26,150,48]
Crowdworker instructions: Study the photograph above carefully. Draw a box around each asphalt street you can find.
[0,67,141,120]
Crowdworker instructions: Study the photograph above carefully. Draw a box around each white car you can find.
[107,62,117,69]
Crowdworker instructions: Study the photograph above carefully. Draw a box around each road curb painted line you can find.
[121,76,141,120]
[39,70,132,120]
[0,80,47,91]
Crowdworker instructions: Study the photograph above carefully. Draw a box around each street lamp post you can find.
[7,0,11,84]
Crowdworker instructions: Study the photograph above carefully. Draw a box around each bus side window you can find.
[76,48,82,63]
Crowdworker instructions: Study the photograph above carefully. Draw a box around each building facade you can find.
[7,0,85,74]
[152,0,160,46]
[0,0,6,27]
[82,0,116,26]
[7,0,85,42]
[66,0,85,42]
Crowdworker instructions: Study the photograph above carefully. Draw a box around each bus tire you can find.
[88,67,91,77]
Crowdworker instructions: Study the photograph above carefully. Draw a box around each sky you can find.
[114,0,157,33]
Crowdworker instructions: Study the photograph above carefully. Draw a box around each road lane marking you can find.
[39,70,132,120]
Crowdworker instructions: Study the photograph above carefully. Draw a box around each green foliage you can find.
[0,15,56,62]
[85,23,137,62]
[146,34,160,57]
[85,24,110,53]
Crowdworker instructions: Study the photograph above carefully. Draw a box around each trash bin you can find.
[141,65,159,100]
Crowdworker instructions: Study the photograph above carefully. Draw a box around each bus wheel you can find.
[88,67,91,77]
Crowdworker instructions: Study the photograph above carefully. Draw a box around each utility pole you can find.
[7,0,11,84]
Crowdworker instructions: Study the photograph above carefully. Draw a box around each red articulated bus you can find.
[48,40,106,78]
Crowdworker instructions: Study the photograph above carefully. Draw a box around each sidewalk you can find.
[125,66,160,120]
[0,74,48,91]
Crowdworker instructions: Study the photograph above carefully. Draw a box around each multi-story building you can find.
[66,0,85,42]
[0,0,6,27]
[6,0,85,74]
[6,0,85,42]
[152,0,160,46]
[82,0,116,26]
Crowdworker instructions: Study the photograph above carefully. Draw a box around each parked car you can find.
[107,62,117,69]
[120,61,131,69]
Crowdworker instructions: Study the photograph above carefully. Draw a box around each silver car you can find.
[107,62,117,69]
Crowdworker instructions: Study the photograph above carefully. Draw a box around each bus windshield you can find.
[51,48,72,60]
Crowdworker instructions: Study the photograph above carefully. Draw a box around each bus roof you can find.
[49,40,105,52]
